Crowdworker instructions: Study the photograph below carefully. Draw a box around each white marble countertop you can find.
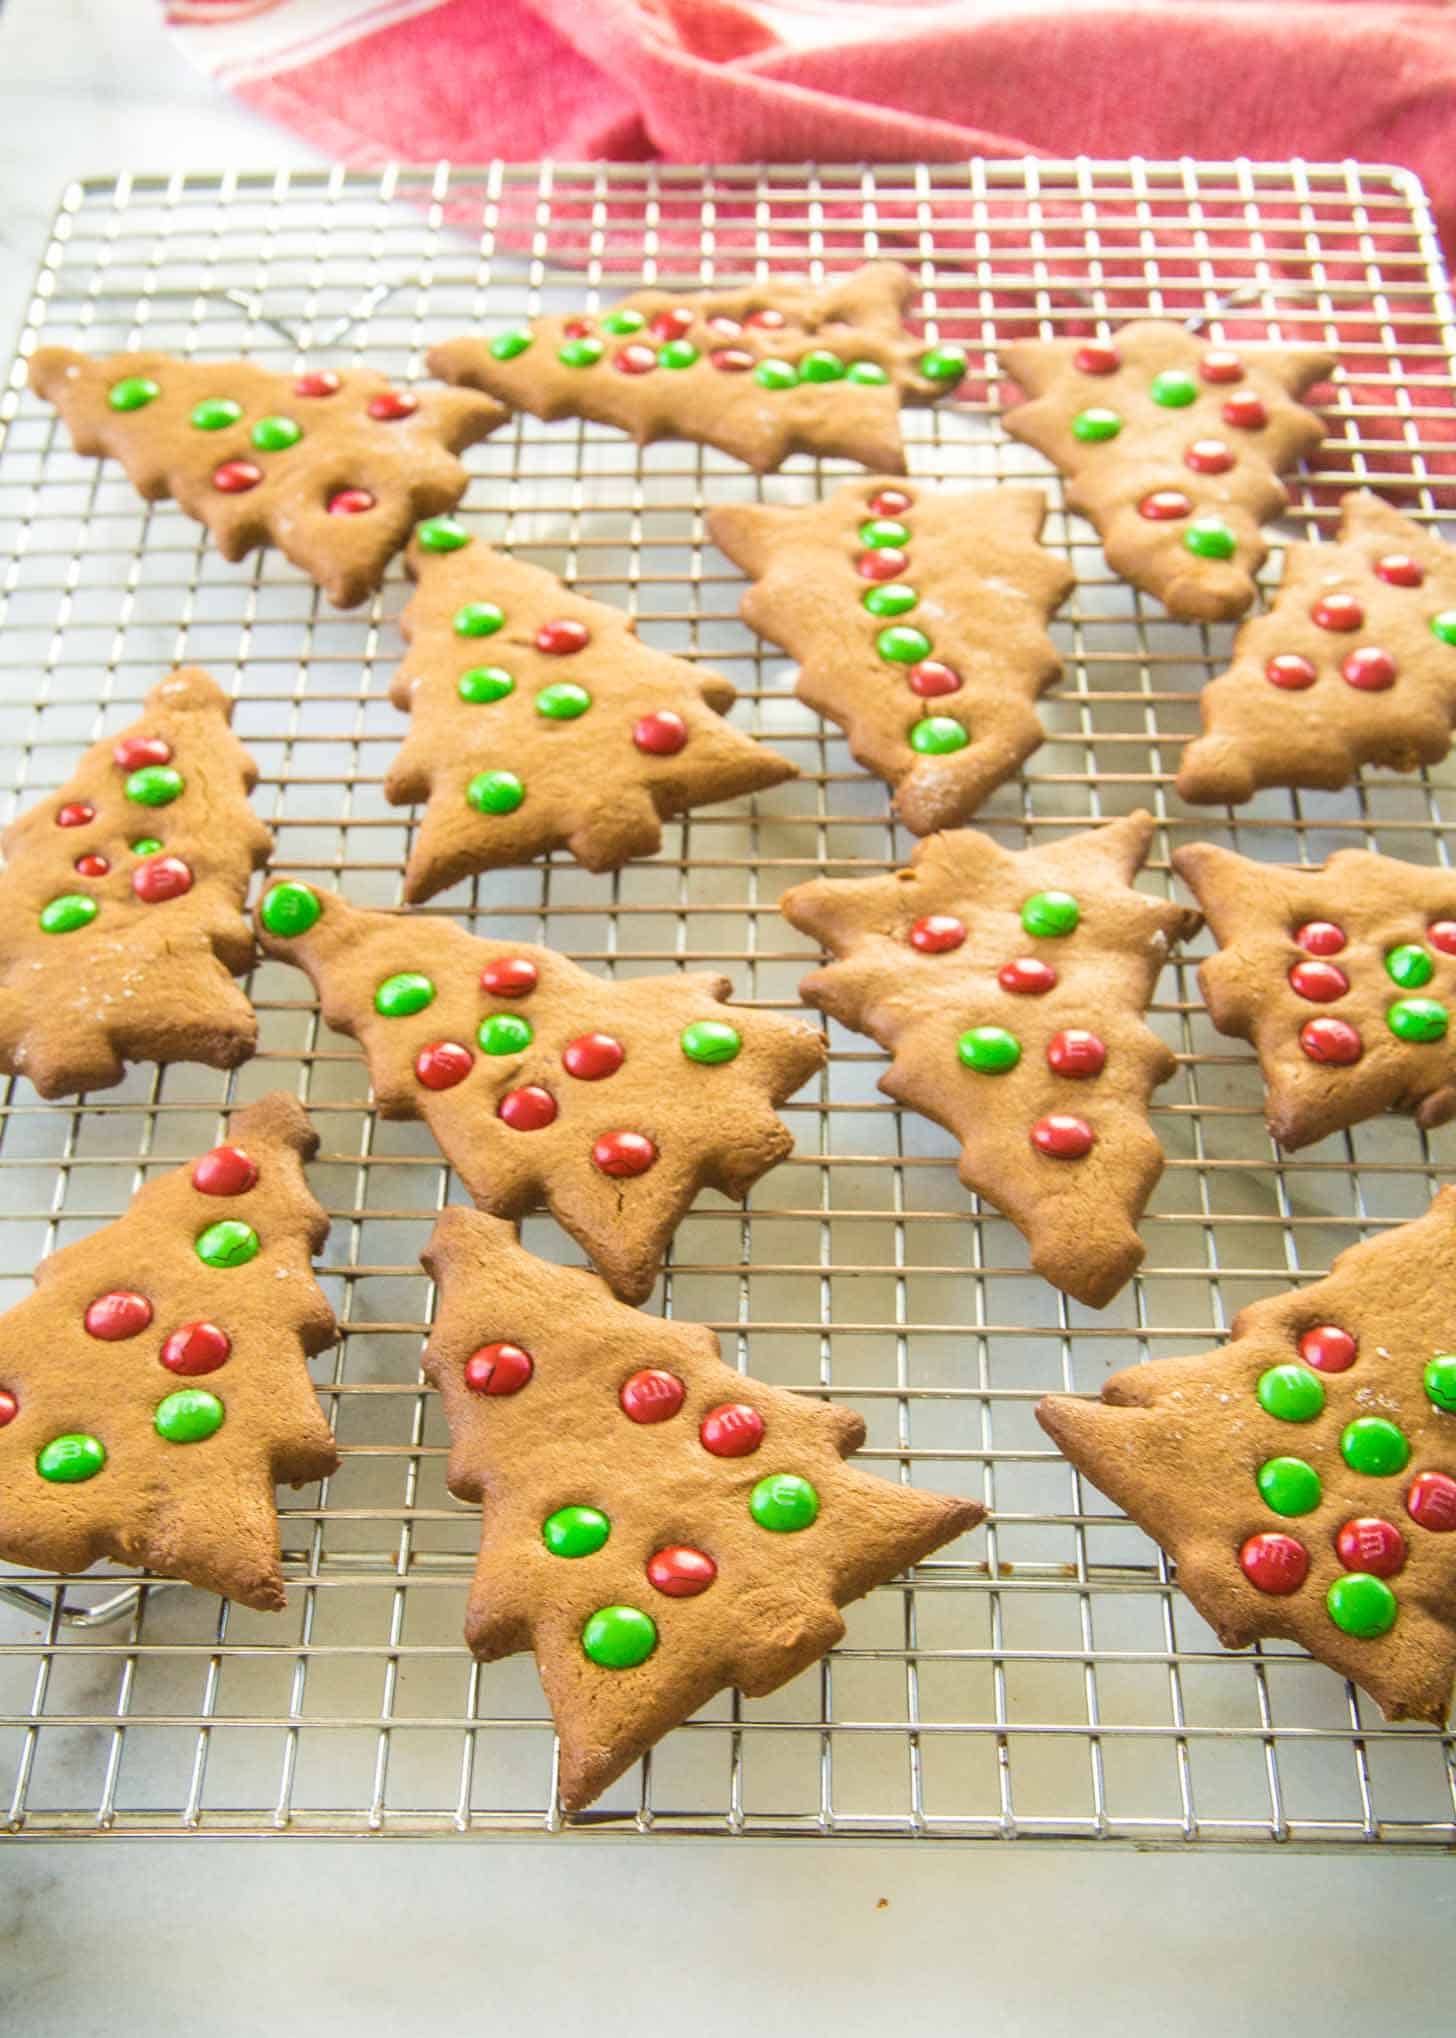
[0,3,1450,2029]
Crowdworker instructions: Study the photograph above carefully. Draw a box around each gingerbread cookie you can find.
[781,812,1200,1307]
[1176,492,1456,804]
[1039,1188,1456,1726]
[428,263,966,474]
[0,667,272,1099]
[422,1207,983,1810]
[1174,840,1456,1149]
[0,1092,339,1610]
[709,479,1073,833]
[255,882,825,1304]
[1001,322,1333,621]
[29,348,505,607]
[385,519,796,898]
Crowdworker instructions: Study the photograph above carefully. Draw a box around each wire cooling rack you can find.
[1,160,1455,1844]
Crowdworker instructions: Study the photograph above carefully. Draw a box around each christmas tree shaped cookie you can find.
[29,348,505,607]
[709,480,1074,833]
[1040,1190,1456,1725]
[1001,323,1333,621]
[1176,492,1456,804]
[0,1092,339,1610]
[428,262,966,474]
[0,667,272,1099]
[421,1208,984,1809]
[384,519,796,899]
[781,812,1200,1307]
[255,881,825,1304]
[1175,840,1456,1149]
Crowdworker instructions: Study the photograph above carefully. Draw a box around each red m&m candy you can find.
[56,802,95,828]
[131,854,193,904]
[856,548,908,581]
[707,315,743,337]
[1222,392,1267,430]
[328,488,376,516]
[592,1130,656,1177]
[1299,1324,1357,1373]
[192,1145,258,1197]
[498,1086,557,1131]
[1185,439,1234,474]
[1374,553,1423,588]
[907,660,962,697]
[85,1290,153,1340]
[1073,342,1120,374]
[464,1342,534,1395]
[113,734,172,772]
[999,958,1057,995]
[294,370,341,398]
[481,956,539,998]
[563,1033,624,1080]
[0,1390,17,1428]
[632,711,688,756]
[745,307,786,330]
[415,1040,474,1090]
[1265,653,1318,691]
[1311,592,1363,632]
[366,391,418,421]
[1030,1114,1094,1159]
[1200,348,1244,383]
[1429,920,1456,956]
[1288,959,1348,1003]
[213,460,263,493]
[1299,1017,1363,1066]
[1295,920,1345,955]
[619,1369,686,1424]
[649,306,695,341]
[647,1546,717,1597]
[868,488,913,516]
[535,619,590,656]
[1406,1470,1456,1531]
[1138,490,1191,521]
[75,854,110,878]
[1239,1531,1309,1595]
[1047,1029,1106,1077]
[613,343,658,375]
[160,1322,231,1376]
[1341,647,1397,691]
[709,348,754,373]
[561,319,594,340]
[700,1403,764,1457]
[1336,1517,1406,1577]
[909,914,965,954]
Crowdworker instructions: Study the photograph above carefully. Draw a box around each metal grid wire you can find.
[1,158,1454,1843]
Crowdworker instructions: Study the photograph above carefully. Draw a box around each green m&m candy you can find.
[191,397,242,431]
[1150,369,1198,408]
[454,601,506,639]
[1183,517,1236,560]
[1423,1354,1456,1413]
[753,358,798,391]
[862,582,917,618]
[374,972,435,1018]
[260,881,321,937]
[478,1012,533,1055]
[750,1472,819,1532]
[1326,1572,1397,1639]
[542,1505,610,1558]
[1072,408,1121,442]
[458,666,514,704]
[919,344,967,383]
[1340,1416,1409,1477]
[1430,610,1456,647]
[535,682,591,720]
[799,349,846,383]
[36,1433,106,1483]
[251,414,302,452]
[489,329,532,361]
[1385,944,1435,990]
[657,340,698,370]
[602,309,645,335]
[558,336,604,368]
[1256,1455,1321,1517]
[681,1020,741,1065]
[909,716,969,756]
[876,625,932,665]
[859,519,910,549]
[130,838,162,857]
[1021,889,1079,938]
[467,770,525,816]
[1256,1363,1326,1423]
[108,377,159,412]
[847,361,889,385]
[957,1025,1021,1074]
[125,764,184,807]
[154,1389,225,1445]
[582,1604,657,1669]
[196,1220,260,1270]
[39,893,98,935]
[417,516,472,553]
[1387,997,1448,1043]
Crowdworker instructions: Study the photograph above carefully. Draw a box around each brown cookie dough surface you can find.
[1001,322,1332,621]
[0,1092,339,1611]
[781,812,1199,1308]
[255,881,826,1304]
[385,520,796,898]
[1040,1190,1456,1727]
[29,348,505,606]
[709,479,1073,834]
[422,1208,984,1811]
[1176,491,1456,804]
[428,263,966,474]
[1175,839,1456,1149]
[0,667,271,1099]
